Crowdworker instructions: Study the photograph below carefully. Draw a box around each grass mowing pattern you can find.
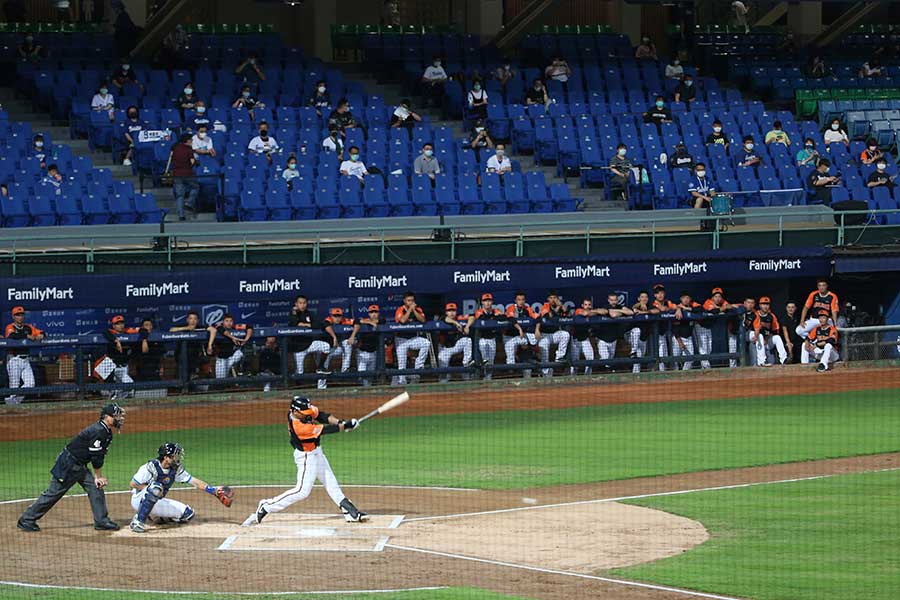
[616,470,900,600]
[1,390,898,500]
[0,586,528,600]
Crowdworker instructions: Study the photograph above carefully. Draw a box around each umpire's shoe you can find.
[16,519,40,532]
[94,518,120,531]
[340,498,368,523]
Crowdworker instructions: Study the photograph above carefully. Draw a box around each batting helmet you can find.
[158,441,184,467]
[290,396,319,421]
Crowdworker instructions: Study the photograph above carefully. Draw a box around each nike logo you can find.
[78,330,94,336]
[172,315,187,323]
[241,312,256,320]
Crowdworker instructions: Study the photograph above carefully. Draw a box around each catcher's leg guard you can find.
[339,498,368,522]
[136,482,165,523]
[179,506,195,523]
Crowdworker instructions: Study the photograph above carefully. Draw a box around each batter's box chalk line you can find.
[217,514,404,552]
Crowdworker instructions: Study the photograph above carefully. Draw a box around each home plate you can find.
[217,514,404,552]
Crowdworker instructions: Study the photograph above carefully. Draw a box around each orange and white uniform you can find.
[752,310,787,366]
[802,323,838,367]
[798,289,839,337]
[4,319,43,404]
[536,302,570,377]
[503,301,539,370]
[322,310,356,376]
[652,293,678,371]
[393,304,429,386]
[472,303,503,370]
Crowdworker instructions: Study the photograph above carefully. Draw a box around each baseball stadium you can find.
[1,1,900,599]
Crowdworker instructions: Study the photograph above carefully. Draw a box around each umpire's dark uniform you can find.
[17,404,124,531]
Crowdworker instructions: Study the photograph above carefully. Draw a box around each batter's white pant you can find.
[6,355,35,403]
[356,349,377,386]
[754,334,788,366]
[627,328,647,373]
[569,338,595,375]
[215,350,243,378]
[796,317,833,338]
[131,490,190,521]
[801,342,837,367]
[393,336,430,385]
[260,447,345,514]
[694,325,712,369]
[438,338,473,382]
[672,336,695,370]
[538,330,570,377]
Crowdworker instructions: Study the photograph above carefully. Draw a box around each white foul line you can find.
[403,467,900,523]
[0,581,448,596]
[385,544,744,600]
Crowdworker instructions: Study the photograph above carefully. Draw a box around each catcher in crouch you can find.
[129,442,233,533]
[242,396,366,527]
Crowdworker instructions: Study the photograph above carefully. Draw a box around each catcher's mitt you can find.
[215,486,234,507]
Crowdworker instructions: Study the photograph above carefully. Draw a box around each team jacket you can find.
[394,306,426,339]
[809,325,838,347]
[64,419,113,469]
[288,410,340,452]
[594,304,625,342]
[441,315,470,346]
[288,309,317,352]
[356,317,383,353]
[805,290,839,319]
[672,303,701,338]
[571,307,594,341]
[701,298,731,327]
[753,311,781,336]
[322,315,354,344]
[4,322,43,356]
[212,323,247,359]
[472,307,503,340]
[741,309,756,333]
[538,303,568,334]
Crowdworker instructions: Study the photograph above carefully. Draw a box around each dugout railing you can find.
[837,324,900,363]
[0,312,745,403]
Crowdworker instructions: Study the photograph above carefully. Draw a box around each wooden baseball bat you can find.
[357,392,409,424]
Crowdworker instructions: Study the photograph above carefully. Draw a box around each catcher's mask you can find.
[291,395,319,422]
[100,403,126,430]
[158,441,184,467]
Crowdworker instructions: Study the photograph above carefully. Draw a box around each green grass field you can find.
[1,390,899,500]
[0,586,525,600]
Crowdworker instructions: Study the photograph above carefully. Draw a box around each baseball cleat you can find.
[129,517,145,533]
[816,363,828,372]
[340,498,368,522]
[16,519,39,532]
[242,501,267,527]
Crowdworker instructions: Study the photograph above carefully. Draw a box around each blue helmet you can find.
[158,442,184,467]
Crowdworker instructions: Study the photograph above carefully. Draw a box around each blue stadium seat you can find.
[134,194,162,224]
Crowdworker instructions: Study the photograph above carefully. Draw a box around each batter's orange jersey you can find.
[289,414,324,452]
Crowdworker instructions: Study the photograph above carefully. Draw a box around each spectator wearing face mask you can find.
[643,95,672,127]
[176,82,198,118]
[191,124,216,160]
[469,119,494,156]
[467,80,488,120]
[282,155,300,190]
[322,128,344,159]
[689,163,713,209]
[544,56,571,83]
[235,52,266,86]
[526,78,550,108]
[735,136,763,169]
[824,119,850,147]
[765,121,791,146]
[665,58,683,79]
[390,99,422,135]
[807,158,839,205]
[668,142,694,170]
[867,160,897,192]
[190,100,210,131]
[30,134,47,169]
[121,106,145,166]
[486,144,512,176]
[110,60,142,93]
[706,120,729,149]
[414,143,441,184]
[860,138,883,165]
[248,122,279,162]
[494,62,516,88]
[421,57,448,108]
[796,138,820,167]
[233,84,265,122]
[340,146,369,182]
[674,74,695,106]
[92,82,115,113]
[308,80,331,116]
[635,37,658,61]
[608,143,632,201]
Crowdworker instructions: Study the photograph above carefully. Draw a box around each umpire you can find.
[17,403,126,532]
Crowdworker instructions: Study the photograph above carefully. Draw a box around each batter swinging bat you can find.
[357,392,409,424]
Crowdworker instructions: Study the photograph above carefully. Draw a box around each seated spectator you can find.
[421,57,448,108]
[43,164,64,195]
[92,82,115,113]
[247,122,279,161]
[29,134,47,169]
[191,124,216,159]
[809,55,829,78]
[665,58,684,80]
[735,136,763,168]
[493,62,516,87]
[824,119,850,147]
[328,99,358,134]
[643,95,672,126]
[525,78,549,108]
[608,143,632,201]
[706,120,729,148]
[469,119,494,153]
[807,158,839,204]
[176,82,199,116]
[689,163,713,209]
[308,80,331,116]
[189,100,210,131]
[867,160,896,191]
[486,144,512,175]
[282,154,300,189]
[110,60,142,93]
[17,34,43,60]
[673,74,695,105]
[232,84,264,121]
[413,143,441,183]
[467,81,488,120]
[669,142,694,170]
[235,52,266,86]
[544,56,571,83]
[322,128,344,158]
[860,138,883,165]
[859,58,884,78]
[635,37,658,60]
[121,105,144,166]
[340,146,368,182]
[390,99,422,133]
[765,121,791,147]
[795,138,820,167]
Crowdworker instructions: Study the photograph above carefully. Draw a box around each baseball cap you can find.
[759,296,771,304]
[711,287,724,295]
[111,315,125,324]
[445,302,458,311]
[11,306,24,316]
[818,309,830,317]
[481,293,493,301]
[330,307,343,316]
[367,304,380,312]
[653,284,665,291]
